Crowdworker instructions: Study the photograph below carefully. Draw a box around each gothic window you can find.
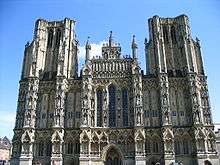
[152,141,159,153]
[67,142,73,154]
[46,142,52,156]
[49,113,54,118]
[55,29,61,46]
[180,111,184,116]
[75,142,80,154]
[42,113,46,119]
[144,111,150,118]
[172,111,177,116]
[38,141,44,156]
[47,29,53,48]
[183,140,189,154]
[174,140,181,155]
[75,111,81,118]
[122,89,128,126]
[152,110,159,117]
[163,26,169,43]
[109,84,116,127]
[82,142,89,154]
[171,26,177,43]
[145,140,151,153]
[97,89,103,127]
[198,139,205,152]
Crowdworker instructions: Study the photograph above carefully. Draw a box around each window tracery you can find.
[109,85,116,127]
[97,89,103,127]
[122,89,128,126]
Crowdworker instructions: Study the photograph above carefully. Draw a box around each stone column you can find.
[131,60,146,165]
[158,74,175,165]
[51,77,66,165]
[20,77,39,165]
[152,16,175,164]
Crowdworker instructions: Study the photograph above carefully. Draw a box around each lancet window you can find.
[109,85,116,127]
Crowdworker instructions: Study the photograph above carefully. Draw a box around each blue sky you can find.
[0,0,220,139]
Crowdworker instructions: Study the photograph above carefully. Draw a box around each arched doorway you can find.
[104,147,122,165]
[204,160,212,165]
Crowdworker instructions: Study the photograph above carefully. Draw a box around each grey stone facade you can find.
[10,15,219,165]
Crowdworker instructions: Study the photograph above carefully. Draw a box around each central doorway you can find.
[104,147,122,165]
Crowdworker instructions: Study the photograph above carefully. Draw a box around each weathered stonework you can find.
[10,15,219,165]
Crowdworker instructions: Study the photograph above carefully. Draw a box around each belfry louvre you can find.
[11,15,219,165]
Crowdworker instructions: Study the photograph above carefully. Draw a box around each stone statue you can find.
[83,112,88,125]
[136,94,141,106]
[91,98,95,109]
[162,93,168,106]
[56,95,62,109]
[24,111,31,126]
[137,111,141,125]
[103,111,107,126]
[91,110,95,127]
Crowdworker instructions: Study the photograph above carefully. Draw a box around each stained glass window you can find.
[97,89,103,127]
[109,85,116,127]
[122,89,128,126]
[47,29,53,48]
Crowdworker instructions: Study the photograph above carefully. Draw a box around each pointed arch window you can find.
[47,29,53,48]
[183,139,189,154]
[122,89,128,126]
[171,26,177,43]
[97,89,103,127]
[109,85,116,127]
[38,141,44,156]
[174,139,181,155]
[163,26,169,43]
[55,29,61,47]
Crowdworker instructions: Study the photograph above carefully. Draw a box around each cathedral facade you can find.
[10,15,219,165]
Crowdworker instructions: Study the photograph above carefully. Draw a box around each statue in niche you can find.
[31,64,36,76]
[192,92,198,105]
[23,143,30,154]
[137,111,141,125]
[55,113,60,126]
[83,112,88,125]
[91,98,95,109]
[27,97,33,110]
[103,89,108,110]
[29,85,34,96]
[24,111,31,126]
[161,75,167,82]
[164,110,169,124]
[210,140,215,151]
[136,82,141,93]
[56,95,62,109]
[103,111,107,127]
[91,110,95,127]
[83,95,88,109]
[136,94,141,106]
[54,143,60,153]
[162,93,168,106]
[194,110,200,123]
[165,140,173,152]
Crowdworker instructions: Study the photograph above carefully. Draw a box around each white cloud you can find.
[78,40,106,59]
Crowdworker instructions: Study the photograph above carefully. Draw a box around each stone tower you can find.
[11,15,219,165]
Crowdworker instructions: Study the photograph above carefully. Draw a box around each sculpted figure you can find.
[25,111,31,126]
[137,111,141,125]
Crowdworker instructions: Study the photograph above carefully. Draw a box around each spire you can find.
[132,35,138,59]
[85,36,91,63]
[109,31,113,47]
